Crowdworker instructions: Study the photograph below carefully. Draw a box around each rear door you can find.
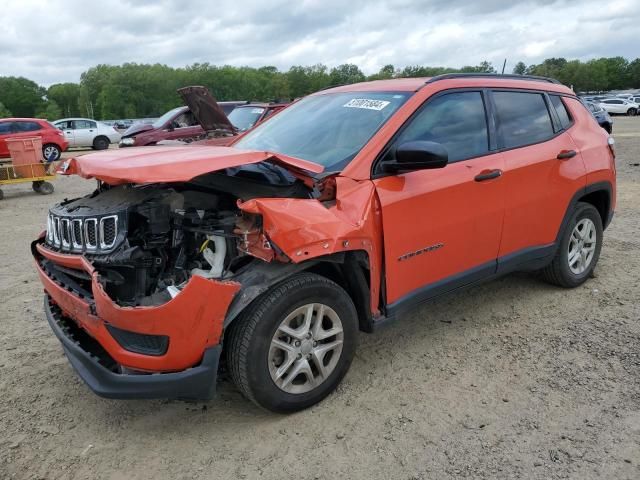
[602,99,624,114]
[373,90,505,305]
[73,120,97,147]
[492,90,586,266]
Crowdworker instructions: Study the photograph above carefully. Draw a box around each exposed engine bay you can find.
[44,165,313,306]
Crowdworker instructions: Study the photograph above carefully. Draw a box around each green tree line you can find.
[1,57,639,120]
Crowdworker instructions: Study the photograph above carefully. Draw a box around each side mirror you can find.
[384,141,448,173]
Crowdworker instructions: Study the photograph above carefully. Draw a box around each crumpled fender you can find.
[238,177,383,313]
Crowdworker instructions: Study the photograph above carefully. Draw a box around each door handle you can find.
[474,169,502,182]
[557,149,577,160]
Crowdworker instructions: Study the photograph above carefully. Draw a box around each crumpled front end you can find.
[34,238,240,399]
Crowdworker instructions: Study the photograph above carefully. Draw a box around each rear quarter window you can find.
[493,91,554,149]
[549,95,572,129]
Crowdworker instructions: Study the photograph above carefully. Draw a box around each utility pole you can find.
[501,59,507,74]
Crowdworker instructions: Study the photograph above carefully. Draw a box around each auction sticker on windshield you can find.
[343,98,391,110]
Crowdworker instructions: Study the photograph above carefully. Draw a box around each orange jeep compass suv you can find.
[34,74,616,412]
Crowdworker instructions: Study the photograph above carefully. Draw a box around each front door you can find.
[373,90,505,306]
[163,110,204,142]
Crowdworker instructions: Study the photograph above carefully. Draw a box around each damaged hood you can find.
[60,145,324,185]
[177,86,235,133]
[121,122,153,137]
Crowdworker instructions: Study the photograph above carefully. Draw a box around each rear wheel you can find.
[42,144,61,161]
[93,136,110,150]
[542,202,602,288]
[226,273,358,413]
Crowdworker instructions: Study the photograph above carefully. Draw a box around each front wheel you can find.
[226,273,358,413]
[541,202,603,288]
[627,108,637,116]
[42,144,61,161]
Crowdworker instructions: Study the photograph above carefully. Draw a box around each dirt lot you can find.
[1,120,639,480]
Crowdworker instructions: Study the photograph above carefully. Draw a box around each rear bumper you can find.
[45,296,221,400]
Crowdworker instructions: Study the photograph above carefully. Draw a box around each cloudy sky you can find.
[1,0,639,86]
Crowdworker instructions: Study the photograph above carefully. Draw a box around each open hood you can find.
[60,145,324,185]
[177,86,235,133]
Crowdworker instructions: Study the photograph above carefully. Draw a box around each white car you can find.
[53,118,121,149]
[598,98,639,116]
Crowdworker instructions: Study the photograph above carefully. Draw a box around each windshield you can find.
[228,106,265,132]
[152,107,184,129]
[234,92,410,171]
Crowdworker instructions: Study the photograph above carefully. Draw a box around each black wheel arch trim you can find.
[555,181,614,249]
[224,251,373,331]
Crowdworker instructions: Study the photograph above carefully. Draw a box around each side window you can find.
[550,95,572,129]
[387,91,489,163]
[74,120,93,129]
[493,91,554,149]
[0,122,13,134]
[14,121,42,132]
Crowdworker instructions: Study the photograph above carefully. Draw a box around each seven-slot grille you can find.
[46,214,118,252]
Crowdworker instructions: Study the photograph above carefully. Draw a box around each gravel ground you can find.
[1,119,639,479]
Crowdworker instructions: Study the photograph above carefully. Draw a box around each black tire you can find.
[627,108,637,116]
[0,189,3,200]
[93,136,110,150]
[33,181,54,195]
[542,202,603,288]
[604,123,612,134]
[42,144,61,162]
[226,273,358,413]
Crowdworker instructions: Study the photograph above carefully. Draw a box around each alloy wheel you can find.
[268,303,344,394]
[567,218,597,275]
[43,145,59,161]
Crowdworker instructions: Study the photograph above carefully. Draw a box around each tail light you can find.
[607,136,616,158]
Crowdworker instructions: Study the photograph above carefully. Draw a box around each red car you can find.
[119,86,287,147]
[34,74,615,412]
[0,118,68,160]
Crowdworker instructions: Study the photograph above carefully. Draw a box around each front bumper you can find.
[45,296,221,399]
[33,237,240,400]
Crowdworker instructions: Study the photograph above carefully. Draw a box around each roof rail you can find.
[424,73,562,85]
[318,83,346,91]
